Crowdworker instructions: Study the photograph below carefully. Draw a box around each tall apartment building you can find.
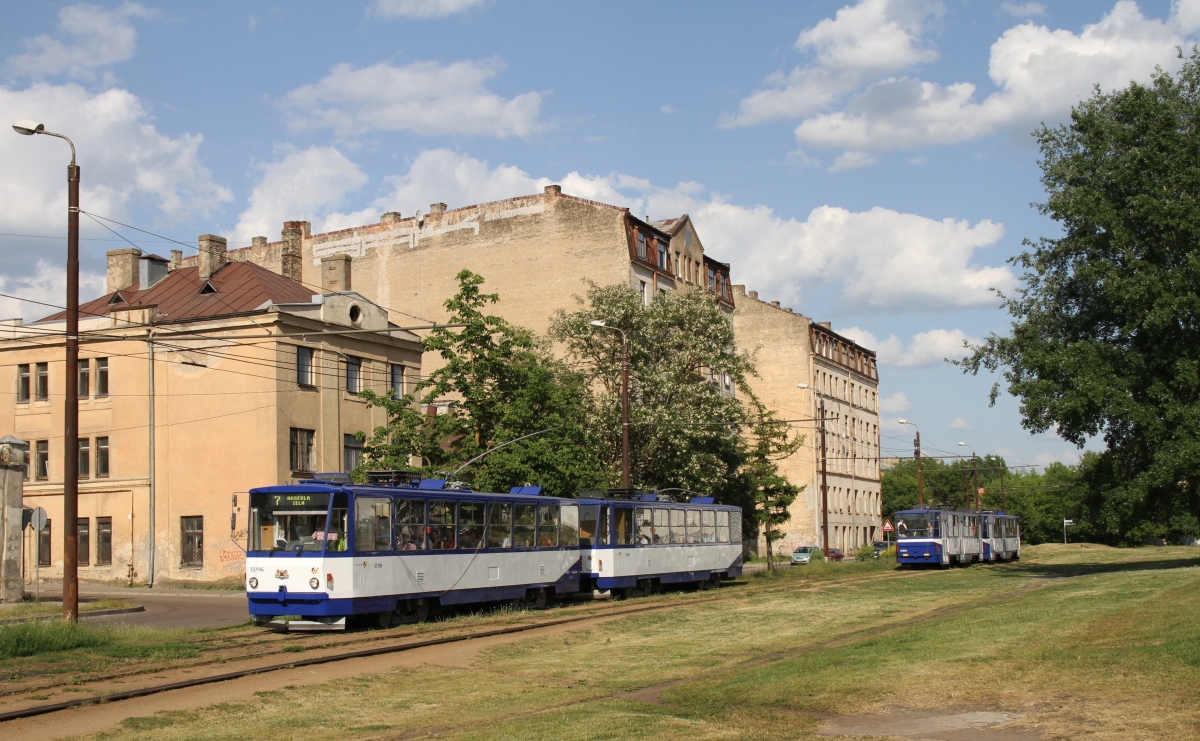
[183,185,880,557]
[0,240,420,584]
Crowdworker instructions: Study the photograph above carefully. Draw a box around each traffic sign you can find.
[1064,519,1075,526]
[882,520,894,533]
[24,507,46,532]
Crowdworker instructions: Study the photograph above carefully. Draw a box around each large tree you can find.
[958,53,1200,544]
[358,270,606,497]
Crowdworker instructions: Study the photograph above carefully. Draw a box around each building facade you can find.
[1,243,420,585]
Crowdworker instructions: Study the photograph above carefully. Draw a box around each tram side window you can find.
[613,507,634,546]
[513,504,536,548]
[685,510,701,544]
[598,505,611,546]
[701,510,716,543]
[716,510,730,543]
[537,504,559,548]
[669,509,685,544]
[355,497,392,552]
[459,501,485,550]
[561,504,580,547]
[579,504,599,546]
[396,498,426,551]
[332,494,348,551]
[981,519,990,539]
[729,511,742,543]
[430,500,457,550]
[652,508,668,544]
[635,507,653,544]
[488,502,512,548]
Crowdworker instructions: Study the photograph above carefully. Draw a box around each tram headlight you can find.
[248,577,258,589]
[309,577,320,590]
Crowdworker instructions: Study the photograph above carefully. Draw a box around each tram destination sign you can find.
[269,493,328,509]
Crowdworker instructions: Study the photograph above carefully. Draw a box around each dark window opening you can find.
[38,520,51,566]
[296,346,314,387]
[17,364,30,403]
[96,358,109,396]
[78,438,89,479]
[181,516,203,566]
[77,518,90,566]
[290,428,314,472]
[97,517,112,565]
[35,440,48,479]
[96,437,109,477]
[78,359,90,398]
[345,356,362,394]
[35,362,48,401]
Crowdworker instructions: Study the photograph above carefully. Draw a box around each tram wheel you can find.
[375,609,395,629]
[529,587,550,610]
[413,598,436,623]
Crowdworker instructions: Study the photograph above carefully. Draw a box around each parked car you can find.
[826,548,845,562]
[790,545,822,565]
[872,541,890,557]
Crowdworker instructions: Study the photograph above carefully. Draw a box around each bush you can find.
[855,543,876,562]
[0,620,112,658]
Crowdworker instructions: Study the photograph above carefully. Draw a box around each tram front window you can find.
[250,492,336,552]
[895,514,934,539]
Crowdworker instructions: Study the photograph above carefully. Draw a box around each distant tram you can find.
[244,475,742,630]
[893,508,1021,567]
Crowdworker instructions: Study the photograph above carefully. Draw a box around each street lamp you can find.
[957,441,979,510]
[13,119,80,622]
[589,320,630,490]
[798,383,830,559]
[897,419,923,506]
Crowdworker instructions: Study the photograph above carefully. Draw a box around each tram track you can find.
[0,563,982,724]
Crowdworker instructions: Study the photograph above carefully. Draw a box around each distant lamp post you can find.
[589,320,630,490]
[897,419,923,506]
[957,441,979,510]
[1063,518,1075,544]
[13,118,80,622]
[798,383,830,558]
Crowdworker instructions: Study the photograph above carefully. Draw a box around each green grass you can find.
[0,621,113,658]
[0,598,135,621]
[0,620,202,663]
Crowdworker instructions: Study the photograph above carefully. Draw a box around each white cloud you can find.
[369,0,486,19]
[1000,2,1045,17]
[0,82,231,278]
[840,327,979,366]
[1175,0,1200,32]
[879,391,912,413]
[829,151,877,171]
[1034,449,1082,468]
[661,104,676,114]
[722,0,942,127]
[281,60,545,138]
[792,1,1192,156]
[0,261,105,322]
[4,3,156,82]
[947,417,973,431]
[232,147,368,244]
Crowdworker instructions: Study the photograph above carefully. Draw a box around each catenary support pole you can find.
[63,160,79,622]
[820,400,829,559]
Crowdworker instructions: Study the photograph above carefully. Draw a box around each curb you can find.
[0,605,145,626]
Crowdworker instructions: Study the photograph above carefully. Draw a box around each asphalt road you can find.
[30,584,249,630]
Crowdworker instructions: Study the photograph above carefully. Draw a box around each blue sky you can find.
[1,0,1194,470]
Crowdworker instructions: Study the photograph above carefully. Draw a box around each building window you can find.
[290,428,315,472]
[685,230,691,248]
[181,516,203,567]
[78,359,90,398]
[35,362,48,400]
[17,364,29,403]
[707,268,715,291]
[296,346,314,387]
[96,358,108,396]
[390,364,405,397]
[78,518,90,566]
[345,356,362,394]
[35,440,48,479]
[78,438,89,478]
[96,517,112,565]
[38,519,50,566]
[344,434,363,473]
[639,281,650,306]
[637,233,646,260]
[96,436,110,477]
[657,241,668,270]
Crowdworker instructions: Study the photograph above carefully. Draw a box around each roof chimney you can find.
[321,253,352,293]
[197,234,227,281]
[281,221,308,283]
[380,211,402,225]
[748,290,758,300]
[169,249,182,271]
[252,236,267,249]
[771,300,780,308]
[543,184,561,196]
[818,321,832,330]
[429,203,447,216]
[106,248,142,293]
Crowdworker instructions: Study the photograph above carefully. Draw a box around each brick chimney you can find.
[106,248,142,293]
[428,203,447,216]
[252,236,267,249]
[321,253,352,292]
[380,212,402,225]
[544,184,561,196]
[281,221,309,283]
[197,235,227,281]
[169,249,182,271]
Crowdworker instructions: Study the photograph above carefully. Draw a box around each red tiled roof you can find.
[40,262,314,324]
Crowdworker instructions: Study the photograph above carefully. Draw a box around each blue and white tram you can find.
[577,492,743,595]
[894,508,1021,567]
[244,478,583,630]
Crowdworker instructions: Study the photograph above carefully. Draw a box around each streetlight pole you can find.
[589,321,630,490]
[958,442,978,510]
[798,383,830,559]
[13,119,79,622]
[897,420,923,506]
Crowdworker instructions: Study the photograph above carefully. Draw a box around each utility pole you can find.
[898,420,923,506]
[972,454,980,510]
[1000,463,1007,511]
[820,399,829,558]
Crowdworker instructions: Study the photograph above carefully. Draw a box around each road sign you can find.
[26,507,46,532]
[1064,519,1074,526]
[882,520,894,533]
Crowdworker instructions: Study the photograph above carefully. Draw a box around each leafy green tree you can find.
[550,283,753,496]
[739,397,804,571]
[359,270,606,496]
[958,54,1200,544]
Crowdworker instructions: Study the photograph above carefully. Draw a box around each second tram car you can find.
[894,508,1020,566]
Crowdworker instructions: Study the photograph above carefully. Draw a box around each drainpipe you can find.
[147,331,156,587]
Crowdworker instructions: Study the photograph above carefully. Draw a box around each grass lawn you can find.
[0,599,135,622]
[74,545,1200,740]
